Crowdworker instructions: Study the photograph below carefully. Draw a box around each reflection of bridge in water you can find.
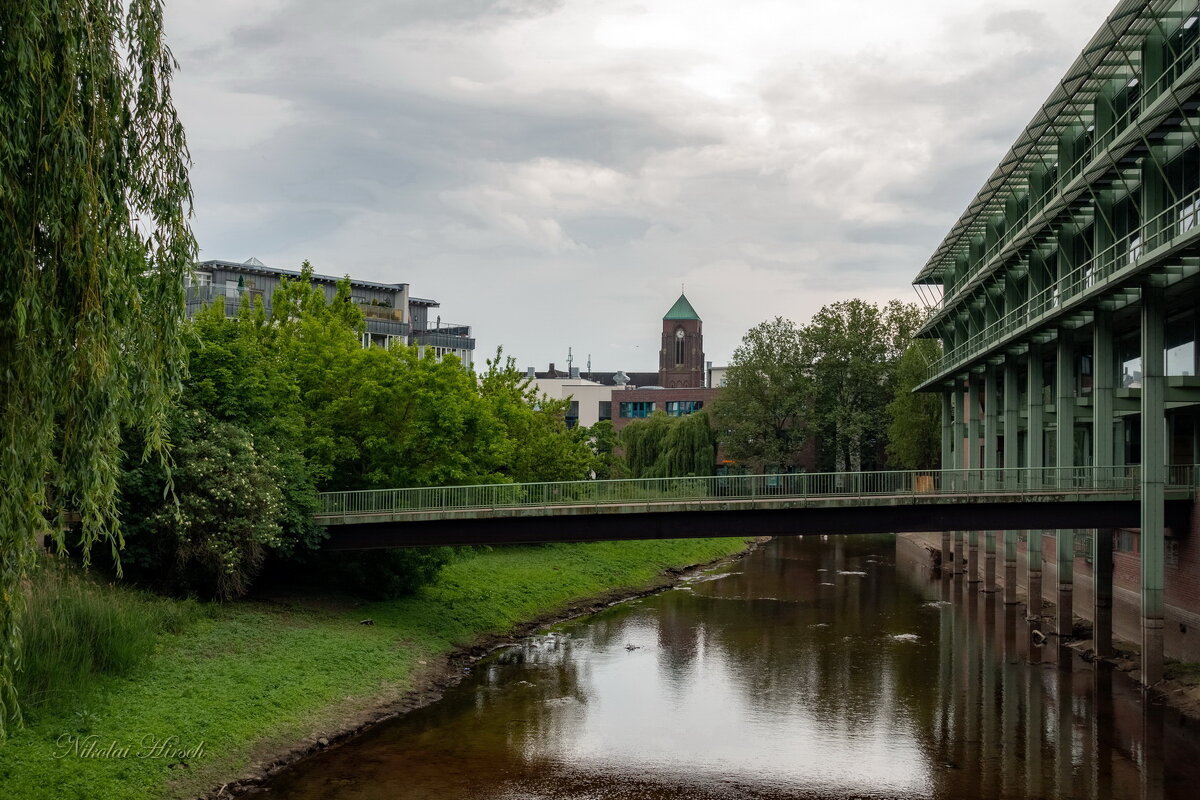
[315,466,1196,549]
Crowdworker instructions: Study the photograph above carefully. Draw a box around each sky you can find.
[165,0,1116,372]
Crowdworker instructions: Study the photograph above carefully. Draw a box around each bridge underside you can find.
[321,498,1193,549]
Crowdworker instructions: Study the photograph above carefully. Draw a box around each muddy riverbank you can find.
[206,538,767,799]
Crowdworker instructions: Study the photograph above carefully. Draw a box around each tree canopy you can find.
[113,268,599,600]
[620,411,718,479]
[712,301,927,474]
[0,0,194,734]
[885,339,943,470]
[711,317,812,471]
[804,299,923,472]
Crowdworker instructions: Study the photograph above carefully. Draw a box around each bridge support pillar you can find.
[941,389,954,473]
[1140,283,1166,686]
[941,390,955,577]
[967,374,982,584]
[1055,329,1075,638]
[1003,355,1021,604]
[1026,343,1045,616]
[983,364,999,593]
[968,532,980,583]
[1092,308,1116,656]
[984,533,997,591]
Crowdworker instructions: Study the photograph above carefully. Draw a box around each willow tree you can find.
[0,1,193,734]
[620,411,717,478]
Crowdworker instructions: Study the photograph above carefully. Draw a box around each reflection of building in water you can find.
[895,537,1188,800]
[910,2,1200,683]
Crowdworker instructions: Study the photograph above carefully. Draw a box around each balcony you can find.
[412,325,475,351]
[922,28,1200,325]
[186,286,412,337]
[920,183,1200,389]
[359,303,404,321]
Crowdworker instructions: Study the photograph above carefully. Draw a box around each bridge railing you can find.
[315,465,1193,518]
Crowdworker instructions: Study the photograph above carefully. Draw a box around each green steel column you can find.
[1026,343,1045,615]
[1141,284,1166,686]
[1003,356,1021,604]
[941,390,954,575]
[1093,309,1115,656]
[983,364,999,592]
[953,382,967,577]
[942,390,954,471]
[953,382,967,471]
[967,374,981,584]
[1055,330,1075,639]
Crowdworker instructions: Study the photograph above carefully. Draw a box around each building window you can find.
[619,401,654,419]
[191,271,212,288]
[666,400,703,417]
[1116,529,1139,554]
[1128,233,1143,265]
[1166,313,1196,377]
[1074,531,1092,562]
[1118,334,1142,388]
[566,401,579,429]
[598,401,612,421]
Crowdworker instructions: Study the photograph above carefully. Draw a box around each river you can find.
[256,535,1200,799]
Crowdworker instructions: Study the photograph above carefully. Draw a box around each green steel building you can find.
[913,0,1200,684]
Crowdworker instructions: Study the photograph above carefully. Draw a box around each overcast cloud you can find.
[166,0,1116,370]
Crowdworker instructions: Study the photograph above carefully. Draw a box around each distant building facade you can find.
[188,258,475,366]
[531,293,720,432]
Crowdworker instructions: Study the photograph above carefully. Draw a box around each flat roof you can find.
[914,0,1150,284]
[196,259,409,293]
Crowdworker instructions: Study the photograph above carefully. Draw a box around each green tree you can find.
[711,317,812,471]
[182,300,322,554]
[585,420,625,479]
[804,299,923,472]
[886,339,943,469]
[620,411,717,478]
[118,410,287,599]
[479,350,594,483]
[0,0,193,732]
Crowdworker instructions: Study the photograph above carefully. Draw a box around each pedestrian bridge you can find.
[315,466,1196,549]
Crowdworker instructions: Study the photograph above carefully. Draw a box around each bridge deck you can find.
[314,467,1197,549]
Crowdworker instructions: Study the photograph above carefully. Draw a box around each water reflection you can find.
[256,536,1199,799]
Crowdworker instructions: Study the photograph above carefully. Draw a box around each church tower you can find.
[659,293,704,388]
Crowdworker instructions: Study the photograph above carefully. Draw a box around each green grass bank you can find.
[0,537,753,800]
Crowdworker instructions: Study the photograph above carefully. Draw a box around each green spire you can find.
[663,293,700,321]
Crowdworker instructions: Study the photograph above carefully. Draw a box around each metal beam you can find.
[1093,308,1116,657]
[1056,329,1076,638]
[1027,341,1046,615]
[321,499,1193,550]
[1141,283,1166,686]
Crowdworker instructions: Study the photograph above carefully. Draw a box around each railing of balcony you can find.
[315,465,1194,518]
[414,323,471,336]
[360,304,405,321]
[185,286,412,336]
[928,29,1200,315]
[412,330,475,350]
[185,285,264,316]
[922,181,1200,385]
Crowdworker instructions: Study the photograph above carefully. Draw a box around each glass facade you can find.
[666,400,703,417]
[619,401,654,419]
